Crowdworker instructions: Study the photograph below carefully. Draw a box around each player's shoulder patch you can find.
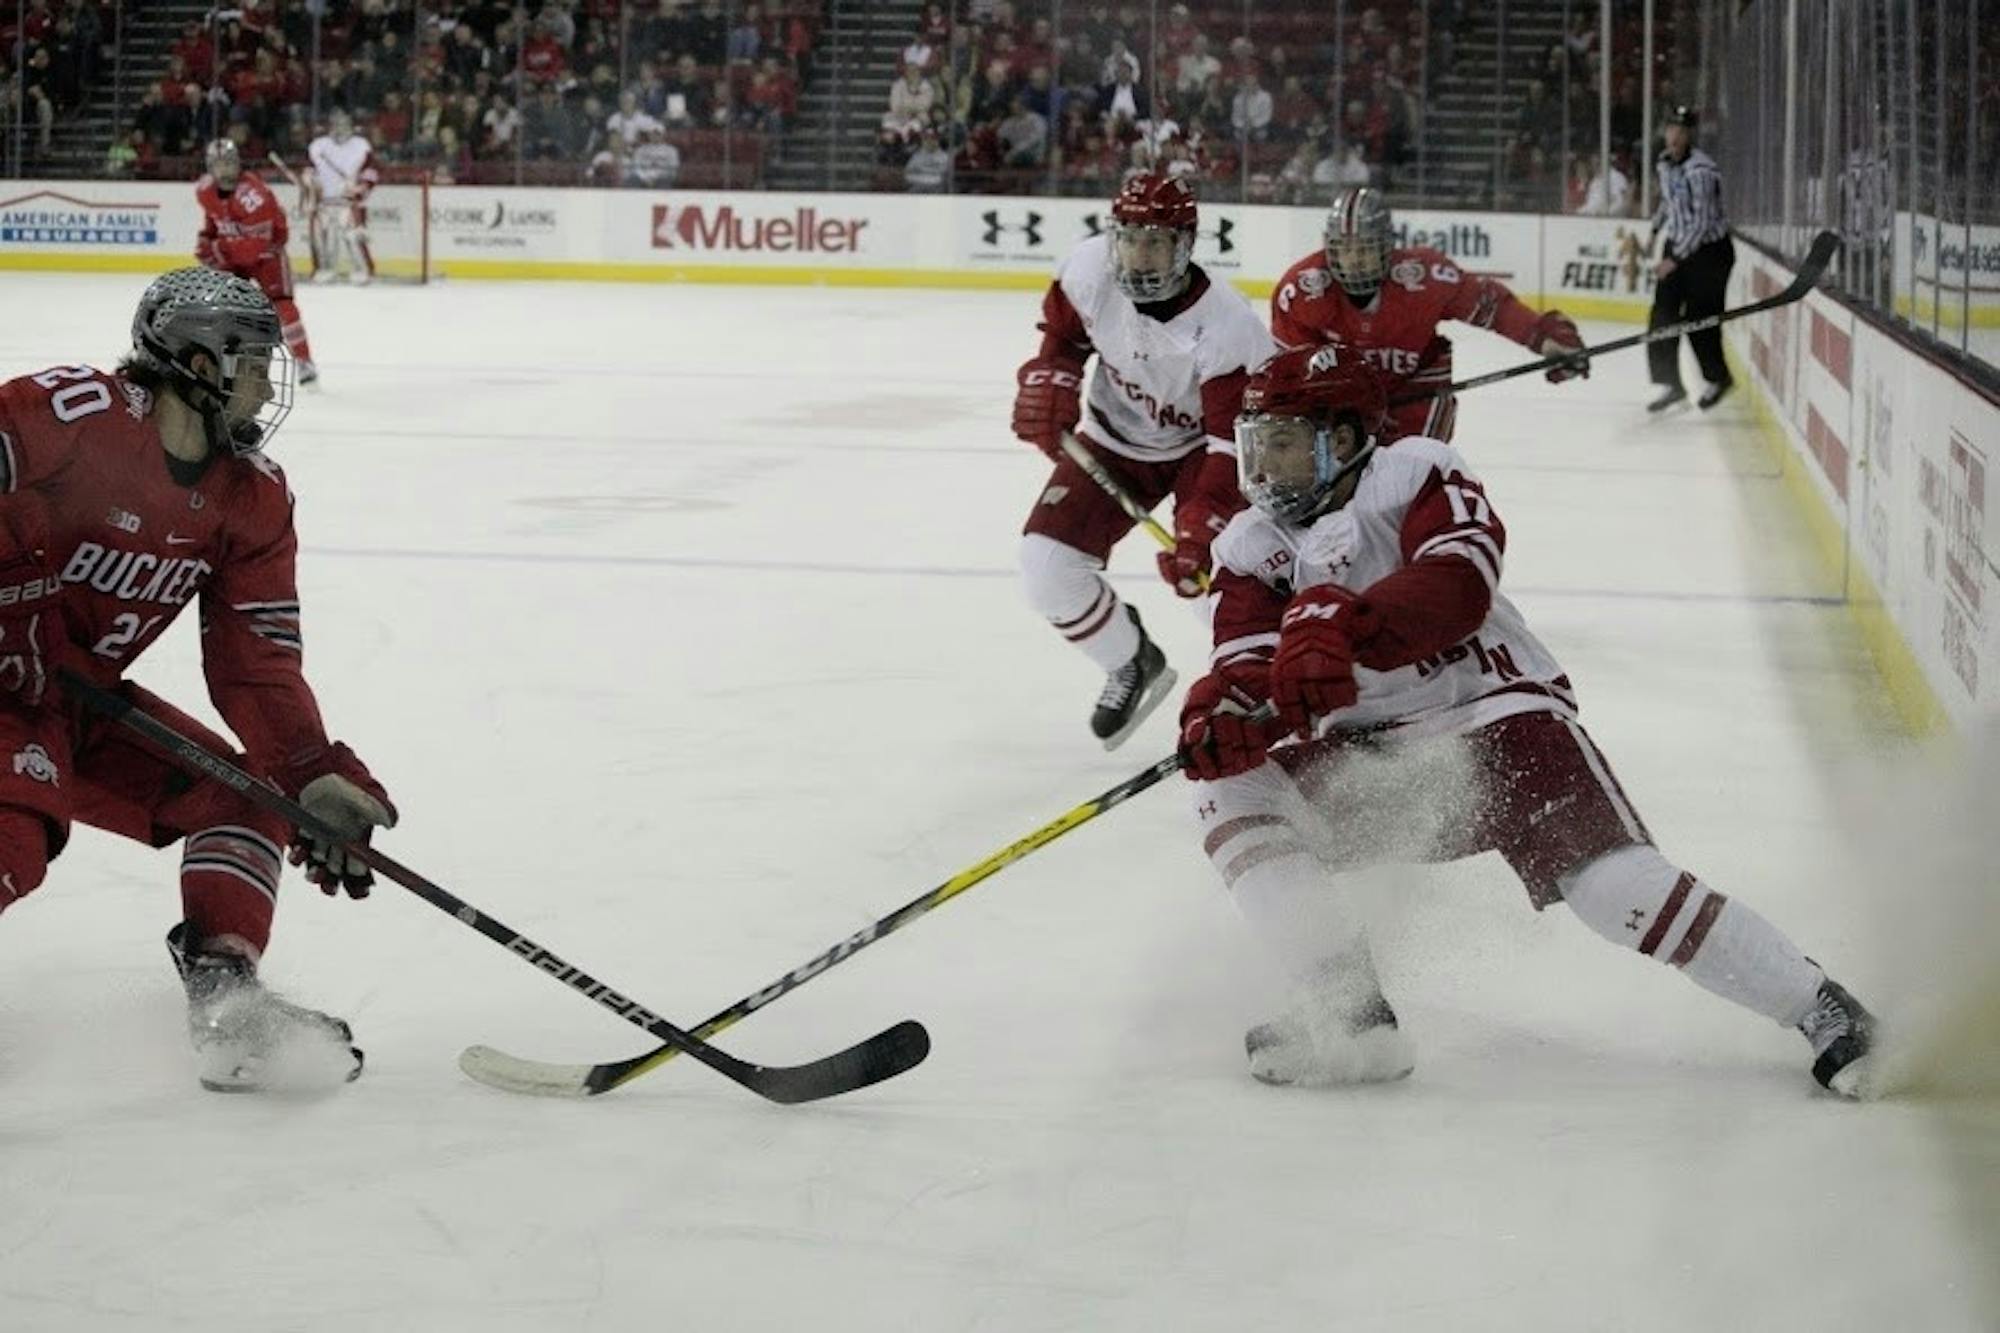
[1387,255,1431,292]
[1213,507,1296,585]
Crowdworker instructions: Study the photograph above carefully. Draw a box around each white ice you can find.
[0,274,1991,1332]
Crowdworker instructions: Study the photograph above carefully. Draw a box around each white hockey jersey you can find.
[1211,435,1577,739]
[1046,233,1274,464]
[308,133,378,203]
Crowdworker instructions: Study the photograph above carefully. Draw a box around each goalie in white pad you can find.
[307,110,380,284]
[1176,345,1879,1098]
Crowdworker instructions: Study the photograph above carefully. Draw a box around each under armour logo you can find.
[1197,800,1218,817]
[1625,908,1646,932]
[981,210,1042,247]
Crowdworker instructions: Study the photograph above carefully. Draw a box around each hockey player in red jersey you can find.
[1011,173,1274,748]
[1270,186,1588,441]
[0,267,395,1091]
[1176,345,1877,1096]
[195,139,318,385]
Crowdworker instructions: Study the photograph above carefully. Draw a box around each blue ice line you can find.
[308,544,1841,606]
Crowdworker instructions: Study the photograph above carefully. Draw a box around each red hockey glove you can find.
[1271,586,1379,738]
[278,743,397,898]
[0,553,69,709]
[1156,501,1228,597]
[1011,356,1085,459]
[1178,670,1279,781]
[195,236,221,268]
[1531,311,1589,383]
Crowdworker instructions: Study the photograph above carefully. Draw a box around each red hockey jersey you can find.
[1270,247,1545,441]
[195,170,289,273]
[0,365,338,778]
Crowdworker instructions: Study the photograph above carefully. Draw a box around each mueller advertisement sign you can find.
[649,198,880,261]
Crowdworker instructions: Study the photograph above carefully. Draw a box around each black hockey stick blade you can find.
[738,1019,931,1105]
[59,670,931,1105]
[1392,229,1841,406]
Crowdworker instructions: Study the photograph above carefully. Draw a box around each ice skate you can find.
[1799,977,1876,1100]
[311,268,336,285]
[1247,986,1415,1088]
[1089,607,1176,750]
[297,360,319,388]
[1697,376,1734,410]
[168,923,363,1093]
[1647,384,1688,413]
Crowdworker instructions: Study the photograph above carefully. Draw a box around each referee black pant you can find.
[1648,235,1736,389]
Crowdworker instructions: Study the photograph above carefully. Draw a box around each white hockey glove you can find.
[294,773,397,898]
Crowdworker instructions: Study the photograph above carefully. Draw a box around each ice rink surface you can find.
[0,273,1993,1332]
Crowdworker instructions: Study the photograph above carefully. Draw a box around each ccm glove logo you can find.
[1282,600,1347,627]
[1021,368,1082,389]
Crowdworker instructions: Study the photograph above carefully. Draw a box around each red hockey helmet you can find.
[1235,343,1390,524]
[1108,172,1197,302]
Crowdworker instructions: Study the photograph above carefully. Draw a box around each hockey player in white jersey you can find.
[1178,344,1878,1096]
[1010,173,1274,748]
[307,110,380,285]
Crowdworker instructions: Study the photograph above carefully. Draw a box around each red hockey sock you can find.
[180,822,286,959]
[275,299,314,366]
[0,807,52,914]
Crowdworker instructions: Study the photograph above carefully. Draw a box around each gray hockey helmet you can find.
[1323,185,1394,301]
[130,266,294,455]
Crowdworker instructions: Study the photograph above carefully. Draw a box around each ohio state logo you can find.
[651,204,868,254]
[12,743,58,785]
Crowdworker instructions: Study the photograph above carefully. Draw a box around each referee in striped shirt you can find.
[1647,106,1736,412]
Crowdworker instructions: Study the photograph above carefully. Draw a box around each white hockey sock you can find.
[1560,844,1824,1027]
[1019,532,1139,672]
[1193,765,1368,981]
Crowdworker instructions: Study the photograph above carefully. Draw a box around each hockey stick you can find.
[1055,432,1211,593]
[1390,228,1841,406]
[263,150,303,190]
[459,723,1246,1097]
[60,672,929,1105]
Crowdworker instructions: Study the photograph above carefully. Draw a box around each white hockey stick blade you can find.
[457,1044,596,1097]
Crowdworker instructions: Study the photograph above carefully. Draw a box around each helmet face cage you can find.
[1235,412,1379,525]
[1235,414,1338,525]
[1111,222,1194,302]
[205,138,241,189]
[1323,186,1394,300]
[131,267,295,455]
[1109,172,1198,303]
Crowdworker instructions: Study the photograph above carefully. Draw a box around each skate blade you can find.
[1249,1026,1415,1087]
[1825,1053,1878,1101]
[197,1043,364,1094]
[1099,666,1179,752]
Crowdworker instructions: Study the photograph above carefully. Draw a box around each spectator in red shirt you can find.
[521,20,569,88]
[173,21,216,85]
[746,54,796,124]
